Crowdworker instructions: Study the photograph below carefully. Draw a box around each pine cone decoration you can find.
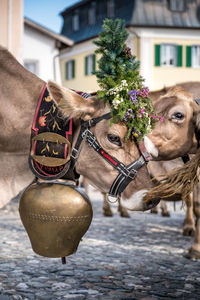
[124,46,133,59]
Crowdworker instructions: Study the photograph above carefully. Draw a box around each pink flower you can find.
[159,116,164,123]
[139,108,145,118]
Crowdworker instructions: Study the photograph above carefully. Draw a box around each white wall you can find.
[23,26,61,84]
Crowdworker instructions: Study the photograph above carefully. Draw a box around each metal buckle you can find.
[127,168,137,179]
[117,165,137,179]
[71,148,79,160]
[87,135,97,147]
[106,193,120,203]
[88,119,94,127]
[82,130,100,150]
[81,128,90,139]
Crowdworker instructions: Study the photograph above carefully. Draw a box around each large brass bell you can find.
[19,181,93,258]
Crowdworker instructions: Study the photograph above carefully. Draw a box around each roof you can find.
[60,0,135,43]
[60,0,89,16]
[60,0,200,44]
[130,0,200,28]
[24,17,74,47]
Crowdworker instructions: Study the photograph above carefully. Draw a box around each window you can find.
[169,0,185,12]
[155,44,182,67]
[85,54,96,76]
[187,45,200,68]
[107,0,115,18]
[72,10,79,31]
[192,46,200,68]
[24,60,39,75]
[88,1,96,25]
[65,60,75,80]
[161,44,177,67]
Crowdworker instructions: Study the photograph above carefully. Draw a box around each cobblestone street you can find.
[0,187,200,300]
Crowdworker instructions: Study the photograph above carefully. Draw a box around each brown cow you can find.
[144,86,200,161]
[0,46,200,212]
[0,46,156,211]
[120,85,200,210]
[147,84,200,259]
[96,83,200,217]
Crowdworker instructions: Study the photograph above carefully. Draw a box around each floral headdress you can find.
[93,18,161,141]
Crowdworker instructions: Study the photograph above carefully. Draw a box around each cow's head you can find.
[47,81,160,211]
[146,86,200,160]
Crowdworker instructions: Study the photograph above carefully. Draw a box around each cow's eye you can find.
[171,112,184,120]
[107,134,122,146]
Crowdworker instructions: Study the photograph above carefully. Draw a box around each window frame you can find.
[65,60,75,80]
[160,43,177,67]
[191,45,200,68]
[85,54,96,76]
[24,60,39,76]
[88,1,96,25]
[169,0,185,12]
[72,10,79,32]
[107,0,115,18]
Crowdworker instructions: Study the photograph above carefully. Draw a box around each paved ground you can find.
[0,187,200,300]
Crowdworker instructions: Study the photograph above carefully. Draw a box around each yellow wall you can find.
[133,36,140,61]
[60,36,139,93]
[152,38,200,90]
[60,50,100,93]
[60,36,200,93]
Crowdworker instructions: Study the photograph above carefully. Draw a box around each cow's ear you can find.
[47,81,98,120]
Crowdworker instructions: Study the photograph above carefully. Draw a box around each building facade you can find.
[0,0,23,61]
[23,18,73,84]
[59,0,200,92]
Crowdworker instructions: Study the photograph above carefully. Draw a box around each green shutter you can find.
[92,54,96,73]
[186,46,192,67]
[85,56,88,75]
[65,62,68,79]
[176,45,182,67]
[72,60,75,78]
[155,44,160,66]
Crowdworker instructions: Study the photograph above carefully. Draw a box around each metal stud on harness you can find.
[70,113,152,203]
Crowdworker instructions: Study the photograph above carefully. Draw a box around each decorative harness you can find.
[70,112,151,202]
[29,84,152,202]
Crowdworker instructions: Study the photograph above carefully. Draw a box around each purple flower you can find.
[137,87,149,98]
[129,90,137,104]
[129,90,136,96]
[132,126,137,133]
